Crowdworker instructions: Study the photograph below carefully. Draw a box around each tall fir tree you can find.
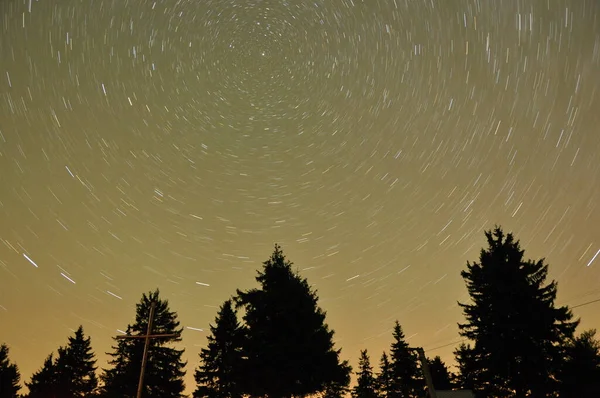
[457,227,578,397]
[26,353,58,398]
[235,244,352,398]
[558,329,600,396]
[426,356,452,391]
[101,289,186,398]
[352,350,379,398]
[387,321,423,398]
[376,352,393,398]
[55,326,98,397]
[25,327,97,398]
[0,344,21,398]
[194,299,244,398]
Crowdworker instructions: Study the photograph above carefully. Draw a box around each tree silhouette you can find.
[376,352,393,398]
[26,354,58,398]
[101,289,186,398]
[427,356,452,391]
[559,328,600,396]
[452,343,479,392]
[25,327,97,398]
[0,344,21,398]
[321,377,352,398]
[194,299,244,398]
[55,326,98,397]
[352,349,379,398]
[235,244,352,397]
[457,226,578,397]
[387,321,423,398]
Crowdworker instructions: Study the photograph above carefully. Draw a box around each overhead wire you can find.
[423,296,600,353]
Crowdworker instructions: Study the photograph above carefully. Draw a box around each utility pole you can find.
[115,301,181,398]
[410,347,437,398]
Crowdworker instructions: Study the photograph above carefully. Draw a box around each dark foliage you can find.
[427,356,452,391]
[457,226,579,397]
[101,289,186,398]
[387,321,424,398]
[234,244,352,398]
[194,299,244,398]
[56,326,98,397]
[559,328,600,396]
[26,326,97,398]
[0,344,21,398]
[352,349,379,398]
[26,354,58,398]
[320,376,352,398]
[452,343,479,392]
[376,352,393,398]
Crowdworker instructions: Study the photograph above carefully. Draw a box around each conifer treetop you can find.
[233,244,351,397]
[0,344,21,398]
[101,288,186,398]
[456,226,579,397]
[129,289,184,340]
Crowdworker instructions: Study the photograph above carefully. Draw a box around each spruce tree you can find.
[387,321,423,398]
[26,354,58,398]
[101,289,186,398]
[376,352,393,398]
[0,344,21,398]
[235,244,352,397]
[322,377,352,398]
[25,327,97,398]
[427,356,452,391]
[194,299,244,398]
[55,326,98,397]
[559,329,600,396]
[457,226,578,397]
[352,350,379,398]
[453,343,480,392]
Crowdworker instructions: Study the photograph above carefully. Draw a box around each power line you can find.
[424,297,600,353]
[426,339,466,352]
[571,297,600,309]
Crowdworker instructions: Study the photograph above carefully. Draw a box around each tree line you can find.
[1,227,599,398]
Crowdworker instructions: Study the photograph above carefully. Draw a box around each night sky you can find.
[1,0,600,393]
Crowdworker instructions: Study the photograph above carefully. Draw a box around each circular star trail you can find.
[1,0,599,392]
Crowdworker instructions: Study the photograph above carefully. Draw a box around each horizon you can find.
[3,235,598,395]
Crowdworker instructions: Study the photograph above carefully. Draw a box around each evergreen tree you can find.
[457,227,578,397]
[452,343,479,392]
[387,321,423,398]
[235,244,352,397]
[376,352,393,398]
[194,299,244,398]
[0,344,21,398]
[321,376,352,398]
[427,356,452,391]
[101,289,186,398]
[352,350,379,398]
[559,329,600,396]
[26,354,58,398]
[24,327,97,398]
[55,326,98,397]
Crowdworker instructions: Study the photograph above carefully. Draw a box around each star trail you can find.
[1,0,599,393]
